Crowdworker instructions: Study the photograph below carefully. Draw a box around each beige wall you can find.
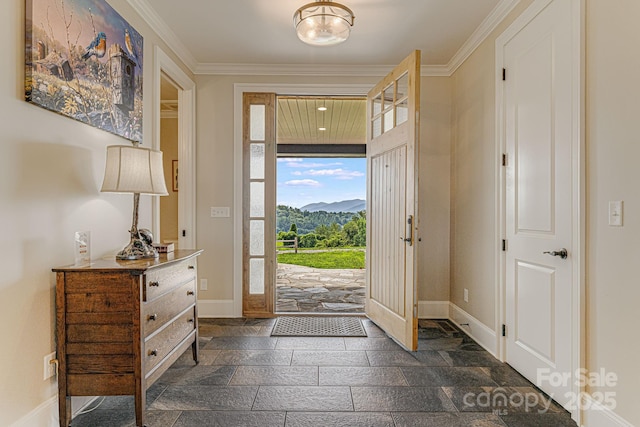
[585,1,640,424]
[450,0,639,424]
[0,0,192,424]
[160,117,179,242]
[194,74,452,303]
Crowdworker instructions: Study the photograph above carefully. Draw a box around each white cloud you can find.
[291,171,302,176]
[284,179,321,187]
[304,168,364,180]
[285,161,343,168]
[278,158,303,163]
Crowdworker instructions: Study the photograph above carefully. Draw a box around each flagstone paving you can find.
[276,263,365,313]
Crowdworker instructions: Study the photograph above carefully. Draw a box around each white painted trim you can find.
[448,0,521,74]
[234,83,372,317]
[494,0,585,424]
[449,303,498,357]
[582,395,635,427]
[10,396,98,427]
[128,0,518,78]
[154,47,197,250]
[198,300,237,318]
[127,0,197,71]
[417,301,450,319]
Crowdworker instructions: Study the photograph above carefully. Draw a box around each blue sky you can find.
[277,157,366,208]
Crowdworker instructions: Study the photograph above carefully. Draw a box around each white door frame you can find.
[233,83,373,316]
[153,47,197,249]
[495,0,585,423]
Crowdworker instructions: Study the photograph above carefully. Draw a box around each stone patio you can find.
[276,263,365,313]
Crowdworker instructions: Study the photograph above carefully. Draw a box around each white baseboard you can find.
[10,396,57,427]
[449,303,498,357]
[10,395,99,427]
[417,301,450,318]
[582,394,634,427]
[198,299,236,318]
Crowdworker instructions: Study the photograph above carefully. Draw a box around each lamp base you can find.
[116,236,159,260]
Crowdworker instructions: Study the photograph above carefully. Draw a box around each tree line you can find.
[276,205,366,248]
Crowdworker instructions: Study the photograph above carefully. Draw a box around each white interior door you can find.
[366,51,420,351]
[503,0,576,408]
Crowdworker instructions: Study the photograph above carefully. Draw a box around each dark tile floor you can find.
[71,318,578,427]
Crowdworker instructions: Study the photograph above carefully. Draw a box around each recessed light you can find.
[318,127,326,131]
[318,106,327,111]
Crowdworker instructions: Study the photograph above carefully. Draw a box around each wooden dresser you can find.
[52,249,203,427]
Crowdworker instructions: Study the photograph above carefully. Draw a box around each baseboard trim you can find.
[417,301,450,318]
[10,396,57,427]
[449,303,498,357]
[582,395,634,427]
[198,299,236,318]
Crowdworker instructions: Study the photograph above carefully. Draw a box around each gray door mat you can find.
[271,316,367,337]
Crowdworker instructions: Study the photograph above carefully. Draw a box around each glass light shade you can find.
[101,145,168,195]
[294,1,355,46]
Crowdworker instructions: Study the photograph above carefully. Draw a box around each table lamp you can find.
[100,143,168,260]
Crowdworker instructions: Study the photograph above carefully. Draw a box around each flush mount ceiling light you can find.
[293,0,355,46]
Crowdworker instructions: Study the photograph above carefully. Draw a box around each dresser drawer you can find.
[144,259,196,302]
[144,307,196,374]
[143,280,196,337]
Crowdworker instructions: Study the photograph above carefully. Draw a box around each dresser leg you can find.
[135,388,146,427]
[192,338,199,364]
[59,395,70,427]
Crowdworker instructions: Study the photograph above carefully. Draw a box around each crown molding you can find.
[446,0,521,74]
[129,0,519,78]
[127,0,198,71]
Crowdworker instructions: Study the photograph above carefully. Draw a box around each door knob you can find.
[543,248,568,259]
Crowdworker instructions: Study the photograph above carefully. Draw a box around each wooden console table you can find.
[53,249,203,427]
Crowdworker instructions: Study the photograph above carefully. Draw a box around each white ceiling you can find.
[128,0,518,75]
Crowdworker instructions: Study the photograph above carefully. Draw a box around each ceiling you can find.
[129,0,517,75]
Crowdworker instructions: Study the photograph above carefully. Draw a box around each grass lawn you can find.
[277,250,365,269]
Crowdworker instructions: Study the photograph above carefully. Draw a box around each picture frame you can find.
[25,0,144,142]
[172,160,178,192]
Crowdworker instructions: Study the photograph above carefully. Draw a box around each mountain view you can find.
[301,199,366,213]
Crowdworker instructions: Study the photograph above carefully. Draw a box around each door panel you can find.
[504,0,574,407]
[366,51,420,351]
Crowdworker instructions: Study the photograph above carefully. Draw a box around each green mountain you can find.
[276,205,362,234]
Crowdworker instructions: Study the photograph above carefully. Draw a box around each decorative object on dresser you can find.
[53,249,203,427]
[101,143,168,260]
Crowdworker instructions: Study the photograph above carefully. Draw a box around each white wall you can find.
[0,0,191,424]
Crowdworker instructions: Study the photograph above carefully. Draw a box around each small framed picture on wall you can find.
[172,160,178,192]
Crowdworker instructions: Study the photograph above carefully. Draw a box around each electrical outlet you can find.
[464,289,469,303]
[43,352,56,380]
[200,278,208,291]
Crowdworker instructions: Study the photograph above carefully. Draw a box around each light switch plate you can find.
[609,201,623,226]
[211,207,230,218]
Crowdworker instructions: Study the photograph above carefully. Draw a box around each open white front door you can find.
[365,51,420,351]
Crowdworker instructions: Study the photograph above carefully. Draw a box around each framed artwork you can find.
[25,0,144,142]
[172,160,178,192]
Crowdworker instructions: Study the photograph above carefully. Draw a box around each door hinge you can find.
[502,153,507,166]
[502,68,506,81]
[502,324,507,337]
[182,230,186,237]
[502,239,507,251]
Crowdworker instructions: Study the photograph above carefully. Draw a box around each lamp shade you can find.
[101,145,168,195]
[294,1,355,46]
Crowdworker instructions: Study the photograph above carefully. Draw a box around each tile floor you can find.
[72,318,578,427]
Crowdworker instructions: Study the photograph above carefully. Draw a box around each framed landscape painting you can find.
[25,0,144,142]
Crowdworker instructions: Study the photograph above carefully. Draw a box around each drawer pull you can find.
[188,318,194,323]
[188,265,195,270]
[148,349,158,357]
[149,281,160,287]
[187,290,195,296]
[148,314,157,321]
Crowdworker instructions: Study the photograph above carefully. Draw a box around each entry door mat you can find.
[271,316,367,337]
